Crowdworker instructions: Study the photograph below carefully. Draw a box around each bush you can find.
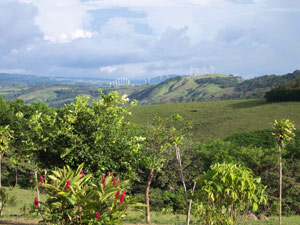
[33,164,142,225]
[193,163,267,225]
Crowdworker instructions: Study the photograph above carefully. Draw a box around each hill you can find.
[129,99,300,141]
[129,74,243,104]
[231,70,300,98]
[128,70,300,104]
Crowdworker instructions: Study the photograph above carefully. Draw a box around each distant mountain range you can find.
[0,73,178,86]
[0,70,299,106]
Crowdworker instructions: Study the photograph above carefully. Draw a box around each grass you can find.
[3,187,46,216]
[0,187,299,225]
[129,99,300,141]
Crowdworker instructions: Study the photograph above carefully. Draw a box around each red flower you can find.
[39,176,43,184]
[80,170,84,179]
[115,190,120,198]
[65,180,70,190]
[120,192,126,203]
[96,211,100,220]
[113,177,117,186]
[34,197,39,207]
[102,174,105,188]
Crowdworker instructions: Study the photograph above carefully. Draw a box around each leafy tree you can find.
[193,163,267,225]
[138,114,183,223]
[273,119,295,225]
[19,108,57,202]
[0,126,13,187]
[55,90,142,179]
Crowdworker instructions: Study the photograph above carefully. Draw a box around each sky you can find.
[0,0,299,79]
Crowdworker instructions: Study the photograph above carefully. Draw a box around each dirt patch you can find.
[0,218,40,225]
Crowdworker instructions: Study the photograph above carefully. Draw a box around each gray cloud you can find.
[0,0,42,54]
[0,0,299,78]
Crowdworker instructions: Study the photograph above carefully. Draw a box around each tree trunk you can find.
[175,144,196,225]
[34,159,40,202]
[186,199,193,225]
[279,144,282,225]
[145,169,155,224]
[14,165,18,188]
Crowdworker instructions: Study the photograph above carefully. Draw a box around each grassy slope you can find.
[130,99,300,141]
[129,74,242,104]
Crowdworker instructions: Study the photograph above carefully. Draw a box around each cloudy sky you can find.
[0,0,299,79]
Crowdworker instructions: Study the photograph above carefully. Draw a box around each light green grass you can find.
[18,86,70,101]
[130,99,300,141]
[3,187,46,216]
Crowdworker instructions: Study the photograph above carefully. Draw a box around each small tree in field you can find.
[138,114,183,223]
[193,163,267,225]
[273,119,295,225]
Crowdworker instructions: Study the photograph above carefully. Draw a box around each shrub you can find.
[33,164,142,225]
[193,163,267,225]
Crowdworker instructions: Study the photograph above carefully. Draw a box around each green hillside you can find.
[129,74,243,104]
[129,99,300,141]
[1,70,300,106]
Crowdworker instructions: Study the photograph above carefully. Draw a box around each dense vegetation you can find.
[1,87,300,224]
[265,77,300,102]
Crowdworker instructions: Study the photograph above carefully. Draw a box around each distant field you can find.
[129,99,300,141]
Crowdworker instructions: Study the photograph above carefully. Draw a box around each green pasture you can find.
[130,99,300,141]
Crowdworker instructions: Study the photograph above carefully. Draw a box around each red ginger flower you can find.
[34,197,39,207]
[102,174,105,188]
[65,180,70,190]
[120,192,126,203]
[115,190,120,198]
[39,176,43,184]
[113,177,117,186]
[96,211,100,220]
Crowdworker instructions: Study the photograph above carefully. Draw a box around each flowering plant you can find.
[33,164,141,225]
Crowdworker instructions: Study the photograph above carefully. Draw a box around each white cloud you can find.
[99,66,118,73]
[0,0,298,79]
[19,0,92,43]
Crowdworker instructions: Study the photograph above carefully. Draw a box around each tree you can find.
[138,114,183,223]
[19,108,57,202]
[0,126,13,187]
[273,119,295,225]
[174,142,196,225]
[193,163,267,225]
[56,90,142,179]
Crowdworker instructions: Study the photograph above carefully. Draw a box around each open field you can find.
[130,99,300,141]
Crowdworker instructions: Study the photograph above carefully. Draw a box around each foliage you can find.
[273,119,296,147]
[0,125,13,156]
[193,163,267,225]
[34,163,141,225]
[224,129,276,148]
[55,90,142,179]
